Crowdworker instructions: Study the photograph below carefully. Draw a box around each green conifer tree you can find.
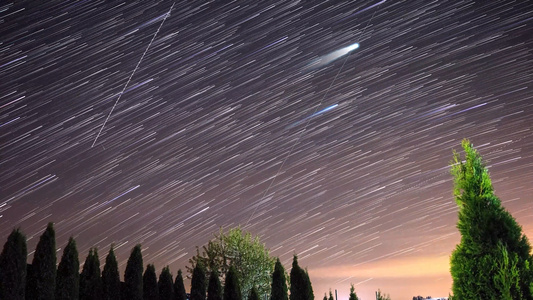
[450,139,533,299]
[80,248,103,300]
[328,290,333,300]
[290,255,303,300]
[143,264,159,300]
[27,222,56,300]
[207,270,222,300]
[102,246,121,300]
[224,266,241,300]
[55,237,79,300]
[248,286,259,300]
[348,284,359,300]
[270,258,288,300]
[304,270,313,300]
[322,293,327,300]
[125,244,144,300]
[190,261,207,300]
[173,269,187,300]
[0,228,27,300]
[159,266,174,300]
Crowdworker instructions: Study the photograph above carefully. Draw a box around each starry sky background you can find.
[1,0,533,299]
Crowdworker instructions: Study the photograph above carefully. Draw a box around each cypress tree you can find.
[322,294,327,300]
[304,270,313,300]
[173,269,187,300]
[290,255,304,300]
[143,264,159,300]
[270,258,288,300]
[328,290,333,300]
[80,248,103,300]
[348,284,359,300]
[27,222,56,300]
[159,266,174,300]
[207,270,222,300]
[248,286,259,300]
[55,237,79,300]
[124,244,144,300]
[224,265,241,300]
[0,228,27,300]
[450,139,533,299]
[102,246,121,300]
[190,261,207,300]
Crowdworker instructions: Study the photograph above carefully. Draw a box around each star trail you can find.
[1,1,533,299]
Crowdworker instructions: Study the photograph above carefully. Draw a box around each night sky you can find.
[1,1,533,299]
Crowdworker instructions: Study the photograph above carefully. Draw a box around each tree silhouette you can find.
[102,246,121,300]
[224,266,241,300]
[207,269,222,300]
[270,258,288,300]
[80,247,103,300]
[143,264,159,300]
[27,222,56,300]
[0,228,27,300]
[55,237,79,300]
[173,269,187,300]
[158,266,174,300]
[190,261,207,300]
[124,244,144,300]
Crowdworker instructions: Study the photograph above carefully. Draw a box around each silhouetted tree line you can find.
[0,223,314,300]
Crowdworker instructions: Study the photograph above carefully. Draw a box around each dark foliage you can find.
[143,264,159,300]
[207,270,222,300]
[270,258,288,300]
[223,266,241,300]
[55,237,79,300]
[102,246,121,300]
[348,284,359,300]
[80,248,103,300]
[190,261,207,300]
[0,228,27,300]
[174,269,187,300]
[158,266,174,300]
[124,244,144,300]
[248,286,259,300]
[27,222,56,300]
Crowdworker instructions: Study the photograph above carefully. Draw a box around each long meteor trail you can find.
[91,2,175,148]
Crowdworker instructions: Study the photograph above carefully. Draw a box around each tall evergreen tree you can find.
[190,261,207,300]
[290,255,307,300]
[173,269,187,300]
[159,266,174,300]
[248,286,259,300]
[143,264,159,300]
[328,290,333,300]
[322,293,327,300]
[450,139,533,299]
[304,270,313,300]
[348,284,359,300]
[27,222,56,300]
[224,266,241,300]
[0,228,27,300]
[207,270,222,300]
[102,246,121,300]
[80,248,103,300]
[270,258,288,300]
[124,244,144,300]
[55,237,79,300]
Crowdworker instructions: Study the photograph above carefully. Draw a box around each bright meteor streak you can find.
[307,43,360,70]
[287,104,339,129]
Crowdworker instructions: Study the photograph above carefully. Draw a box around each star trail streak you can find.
[1,1,533,299]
